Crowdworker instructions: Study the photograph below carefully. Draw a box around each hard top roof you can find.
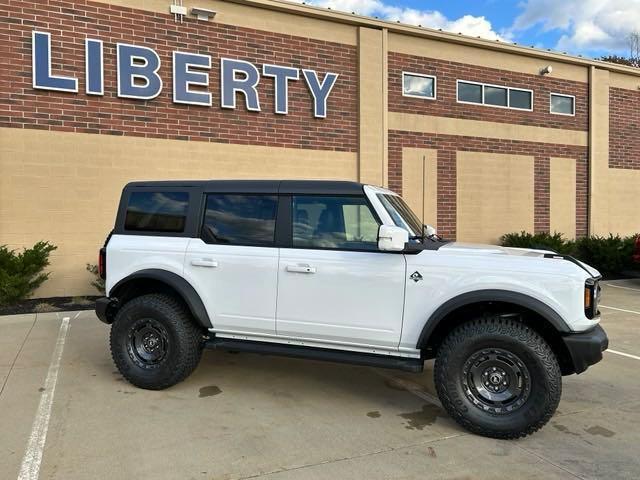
[124,180,367,195]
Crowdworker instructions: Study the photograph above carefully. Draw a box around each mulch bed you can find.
[0,296,100,316]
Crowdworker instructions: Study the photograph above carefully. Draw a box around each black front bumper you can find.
[562,324,608,374]
[95,297,116,325]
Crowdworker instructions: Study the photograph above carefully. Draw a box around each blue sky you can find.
[292,0,640,59]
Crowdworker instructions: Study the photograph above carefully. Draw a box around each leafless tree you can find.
[628,31,640,67]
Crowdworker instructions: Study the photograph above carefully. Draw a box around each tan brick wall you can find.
[0,128,357,297]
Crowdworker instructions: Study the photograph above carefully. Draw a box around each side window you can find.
[124,191,189,233]
[292,196,380,251]
[201,194,278,246]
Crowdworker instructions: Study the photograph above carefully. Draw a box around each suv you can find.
[96,180,607,439]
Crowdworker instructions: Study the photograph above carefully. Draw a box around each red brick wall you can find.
[0,0,358,151]
[388,131,588,240]
[389,52,588,131]
[610,87,640,169]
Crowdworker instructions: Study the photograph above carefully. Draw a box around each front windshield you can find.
[377,194,424,238]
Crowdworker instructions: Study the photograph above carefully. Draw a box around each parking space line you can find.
[17,315,71,480]
[607,349,640,361]
[600,305,640,315]
[603,283,640,293]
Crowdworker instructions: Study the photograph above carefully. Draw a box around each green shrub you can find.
[86,263,105,294]
[0,241,57,306]
[500,231,574,254]
[500,231,640,275]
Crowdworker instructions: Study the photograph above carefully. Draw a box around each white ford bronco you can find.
[96,180,607,439]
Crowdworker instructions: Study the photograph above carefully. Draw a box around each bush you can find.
[86,263,105,294]
[500,231,574,254]
[500,231,640,275]
[0,241,57,306]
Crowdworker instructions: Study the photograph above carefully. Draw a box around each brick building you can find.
[1,0,638,296]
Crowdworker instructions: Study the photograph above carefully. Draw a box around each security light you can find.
[191,7,217,21]
[540,65,553,75]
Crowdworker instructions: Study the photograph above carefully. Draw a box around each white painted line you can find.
[607,349,640,361]
[17,316,70,480]
[374,371,443,408]
[600,305,640,315]
[604,283,640,293]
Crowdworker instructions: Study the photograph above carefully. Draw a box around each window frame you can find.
[288,194,384,253]
[402,71,437,100]
[456,79,534,112]
[198,192,280,248]
[549,92,576,116]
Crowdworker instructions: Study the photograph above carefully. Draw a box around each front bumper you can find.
[95,297,116,325]
[562,325,608,374]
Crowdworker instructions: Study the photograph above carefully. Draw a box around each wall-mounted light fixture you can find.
[191,7,217,21]
[540,65,553,75]
[170,0,186,23]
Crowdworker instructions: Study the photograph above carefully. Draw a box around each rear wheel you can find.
[434,315,561,439]
[110,293,204,390]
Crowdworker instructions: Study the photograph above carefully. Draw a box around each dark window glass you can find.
[202,194,277,246]
[509,89,532,109]
[125,191,189,233]
[458,82,482,104]
[484,85,508,106]
[550,94,575,115]
[377,194,424,238]
[292,196,379,251]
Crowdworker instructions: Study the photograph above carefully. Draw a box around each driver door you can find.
[275,195,406,349]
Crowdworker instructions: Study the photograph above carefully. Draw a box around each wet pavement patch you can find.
[199,385,222,398]
[398,404,442,430]
[366,411,381,418]
[585,426,616,437]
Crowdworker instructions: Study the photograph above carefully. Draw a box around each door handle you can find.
[191,259,218,268]
[286,264,316,274]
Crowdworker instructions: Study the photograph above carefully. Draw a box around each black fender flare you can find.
[416,289,570,349]
[110,269,212,328]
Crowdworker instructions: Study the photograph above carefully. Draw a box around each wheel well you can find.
[420,301,576,375]
[110,278,209,330]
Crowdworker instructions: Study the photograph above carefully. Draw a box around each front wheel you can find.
[110,293,204,390]
[434,316,562,439]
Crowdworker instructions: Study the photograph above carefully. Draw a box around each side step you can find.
[205,338,424,373]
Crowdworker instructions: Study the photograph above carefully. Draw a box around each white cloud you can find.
[511,0,640,53]
[288,0,506,41]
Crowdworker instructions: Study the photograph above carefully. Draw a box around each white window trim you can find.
[402,71,437,100]
[550,92,576,116]
[456,79,534,112]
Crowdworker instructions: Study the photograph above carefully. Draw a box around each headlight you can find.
[584,279,600,319]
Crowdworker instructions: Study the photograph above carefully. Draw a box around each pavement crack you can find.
[0,313,38,399]
[233,434,466,479]
[515,444,585,479]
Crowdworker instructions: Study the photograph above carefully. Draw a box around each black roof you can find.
[124,180,366,195]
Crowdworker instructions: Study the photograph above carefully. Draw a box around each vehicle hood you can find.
[439,242,600,278]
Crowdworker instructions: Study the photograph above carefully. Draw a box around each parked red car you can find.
[633,235,640,263]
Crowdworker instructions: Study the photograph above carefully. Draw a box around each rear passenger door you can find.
[184,193,279,335]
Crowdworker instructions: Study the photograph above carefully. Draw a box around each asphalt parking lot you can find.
[1,280,639,480]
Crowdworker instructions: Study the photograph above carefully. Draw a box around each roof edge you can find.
[221,0,640,78]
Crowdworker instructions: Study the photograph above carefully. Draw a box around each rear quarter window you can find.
[124,191,189,233]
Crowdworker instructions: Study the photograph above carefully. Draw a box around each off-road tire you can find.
[434,315,562,439]
[110,293,204,390]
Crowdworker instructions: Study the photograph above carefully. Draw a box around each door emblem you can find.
[410,271,423,283]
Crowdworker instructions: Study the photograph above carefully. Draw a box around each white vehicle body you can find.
[104,182,601,360]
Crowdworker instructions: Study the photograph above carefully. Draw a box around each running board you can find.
[204,338,424,373]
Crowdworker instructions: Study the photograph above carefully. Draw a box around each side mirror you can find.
[425,224,437,237]
[378,225,409,252]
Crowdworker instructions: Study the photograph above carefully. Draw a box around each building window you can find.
[457,80,533,111]
[550,93,575,116]
[124,191,190,233]
[402,72,436,99]
[201,194,278,246]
